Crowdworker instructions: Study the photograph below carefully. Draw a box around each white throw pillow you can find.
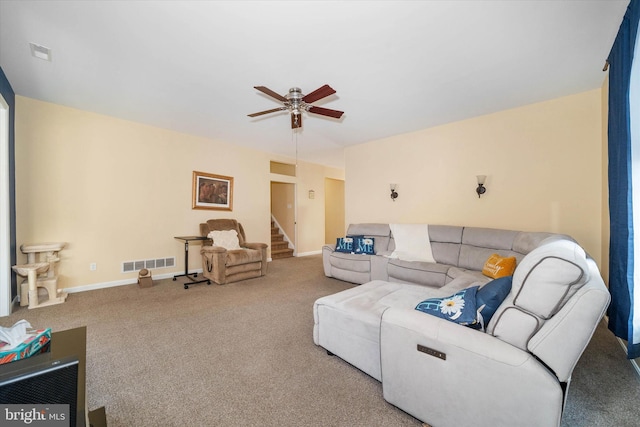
[388,224,435,263]
[208,230,241,250]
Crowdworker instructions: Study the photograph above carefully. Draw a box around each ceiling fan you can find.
[248,85,344,129]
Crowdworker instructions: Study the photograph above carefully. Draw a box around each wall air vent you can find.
[122,257,176,273]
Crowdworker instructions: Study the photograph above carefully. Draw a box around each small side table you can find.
[173,236,211,289]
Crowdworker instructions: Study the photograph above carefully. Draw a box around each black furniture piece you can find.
[173,236,211,289]
[0,326,107,426]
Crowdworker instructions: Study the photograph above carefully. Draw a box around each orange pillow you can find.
[482,254,517,279]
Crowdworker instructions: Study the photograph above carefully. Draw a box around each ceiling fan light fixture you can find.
[249,84,344,129]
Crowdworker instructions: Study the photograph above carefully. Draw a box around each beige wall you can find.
[345,89,605,267]
[324,178,345,244]
[14,96,342,289]
[296,162,344,254]
[14,88,607,289]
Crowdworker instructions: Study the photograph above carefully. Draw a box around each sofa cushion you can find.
[446,267,489,284]
[346,223,391,254]
[512,232,566,254]
[430,242,461,266]
[428,225,464,243]
[388,259,450,287]
[482,254,517,279]
[347,223,390,236]
[313,280,435,380]
[329,252,372,273]
[511,239,588,319]
[226,248,262,266]
[487,238,590,350]
[415,286,480,327]
[462,227,519,250]
[458,227,520,271]
[204,219,246,246]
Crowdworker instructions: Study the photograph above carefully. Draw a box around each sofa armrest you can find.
[200,245,227,284]
[202,245,227,254]
[243,242,268,250]
[322,245,335,277]
[243,242,268,275]
[380,307,564,427]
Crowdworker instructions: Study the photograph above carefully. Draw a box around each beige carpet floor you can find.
[3,255,640,426]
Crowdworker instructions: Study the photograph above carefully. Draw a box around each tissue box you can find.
[0,328,51,365]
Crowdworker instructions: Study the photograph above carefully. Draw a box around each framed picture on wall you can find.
[192,171,233,211]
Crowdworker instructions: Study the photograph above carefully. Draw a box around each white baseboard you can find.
[615,336,640,378]
[603,315,640,379]
[64,269,204,293]
[295,250,321,257]
[59,252,315,295]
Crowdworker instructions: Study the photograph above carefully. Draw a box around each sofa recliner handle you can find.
[417,344,446,361]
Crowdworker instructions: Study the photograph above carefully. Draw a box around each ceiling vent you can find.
[29,42,52,61]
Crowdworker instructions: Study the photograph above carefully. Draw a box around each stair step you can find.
[270,219,293,258]
[272,248,294,259]
[271,241,289,250]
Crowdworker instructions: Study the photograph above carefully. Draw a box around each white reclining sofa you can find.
[322,223,562,286]
[314,227,610,427]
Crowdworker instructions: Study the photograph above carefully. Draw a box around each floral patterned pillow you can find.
[354,237,375,255]
[415,286,480,327]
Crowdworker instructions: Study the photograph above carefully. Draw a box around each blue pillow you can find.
[476,276,512,325]
[415,286,480,326]
[335,237,355,253]
[354,237,375,255]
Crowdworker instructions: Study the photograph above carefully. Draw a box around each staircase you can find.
[271,221,294,259]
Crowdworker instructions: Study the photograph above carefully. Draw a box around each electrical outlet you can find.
[90,263,97,271]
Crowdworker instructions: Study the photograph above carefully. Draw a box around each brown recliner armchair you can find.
[199,219,268,285]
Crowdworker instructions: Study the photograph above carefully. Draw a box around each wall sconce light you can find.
[308,190,315,199]
[390,183,398,201]
[476,175,487,198]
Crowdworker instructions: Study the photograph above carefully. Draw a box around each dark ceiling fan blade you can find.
[254,86,287,102]
[302,84,336,103]
[307,105,344,119]
[291,113,302,129]
[248,107,286,117]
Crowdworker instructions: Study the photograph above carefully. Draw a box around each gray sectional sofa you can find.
[322,223,561,287]
[316,223,611,427]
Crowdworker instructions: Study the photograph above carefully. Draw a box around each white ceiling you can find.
[0,1,630,168]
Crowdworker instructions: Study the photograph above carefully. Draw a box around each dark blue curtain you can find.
[608,0,640,359]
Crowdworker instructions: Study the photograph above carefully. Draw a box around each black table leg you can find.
[173,238,211,288]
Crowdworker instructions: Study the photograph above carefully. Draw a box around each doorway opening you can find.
[270,181,295,259]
